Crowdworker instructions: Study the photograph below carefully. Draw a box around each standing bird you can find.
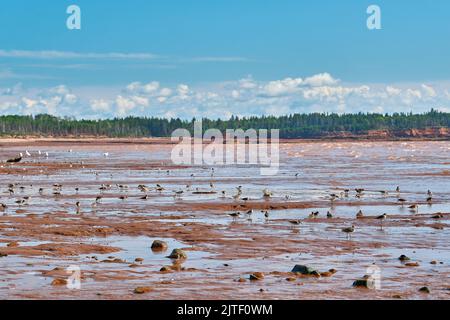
[376,213,387,229]
[263,189,272,198]
[342,225,355,239]
[228,212,240,219]
[309,211,319,218]
[356,210,364,219]
[327,211,333,219]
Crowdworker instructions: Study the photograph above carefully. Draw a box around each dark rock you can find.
[160,266,172,272]
[167,248,187,260]
[151,240,168,251]
[249,272,264,280]
[291,265,318,275]
[352,275,376,289]
[419,287,430,294]
[398,255,410,262]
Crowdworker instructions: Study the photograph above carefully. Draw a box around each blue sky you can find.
[0,0,449,119]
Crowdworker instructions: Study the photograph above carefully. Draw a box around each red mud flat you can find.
[0,139,449,300]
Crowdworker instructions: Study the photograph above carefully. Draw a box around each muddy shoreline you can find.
[0,140,449,299]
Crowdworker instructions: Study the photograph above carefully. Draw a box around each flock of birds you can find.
[1,149,444,241]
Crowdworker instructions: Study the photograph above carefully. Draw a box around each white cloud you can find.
[115,95,136,116]
[386,86,401,96]
[0,49,158,60]
[90,99,110,112]
[1,73,449,119]
[303,73,338,87]
[263,77,303,96]
[421,84,436,97]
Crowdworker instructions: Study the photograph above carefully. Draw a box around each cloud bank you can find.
[1,73,449,119]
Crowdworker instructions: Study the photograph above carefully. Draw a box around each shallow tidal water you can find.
[0,139,449,299]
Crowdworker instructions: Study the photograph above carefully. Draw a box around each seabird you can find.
[376,213,387,229]
[229,212,240,218]
[356,210,364,219]
[342,225,355,239]
[263,189,272,198]
[309,211,319,218]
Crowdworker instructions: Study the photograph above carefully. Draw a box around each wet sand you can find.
[0,139,449,299]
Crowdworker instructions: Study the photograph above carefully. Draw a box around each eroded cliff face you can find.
[322,127,450,139]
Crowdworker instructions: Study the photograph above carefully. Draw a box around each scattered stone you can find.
[430,260,437,265]
[134,286,152,294]
[7,242,19,248]
[0,253,7,258]
[419,287,430,294]
[405,262,420,267]
[160,266,172,272]
[352,275,376,289]
[51,278,67,286]
[151,240,168,251]
[249,272,265,281]
[167,248,187,260]
[398,255,410,262]
[291,265,318,275]
[392,294,402,299]
[320,269,338,277]
[286,277,296,282]
[135,257,144,263]
[101,258,126,263]
[237,278,247,283]
[129,264,140,268]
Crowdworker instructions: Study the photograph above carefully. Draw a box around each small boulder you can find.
[151,240,168,251]
[249,272,264,281]
[0,253,7,258]
[160,266,172,272]
[398,255,410,262]
[405,262,420,267]
[352,275,376,289]
[134,286,152,294]
[419,287,430,294]
[7,242,19,248]
[167,248,187,260]
[286,277,296,282]
[51,278,67,286]
[320,269,337,277]
[291,265,318,275]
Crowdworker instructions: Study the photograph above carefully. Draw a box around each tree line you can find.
[0,109,448,138]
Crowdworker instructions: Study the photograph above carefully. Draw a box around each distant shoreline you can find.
[0,135,448,146]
